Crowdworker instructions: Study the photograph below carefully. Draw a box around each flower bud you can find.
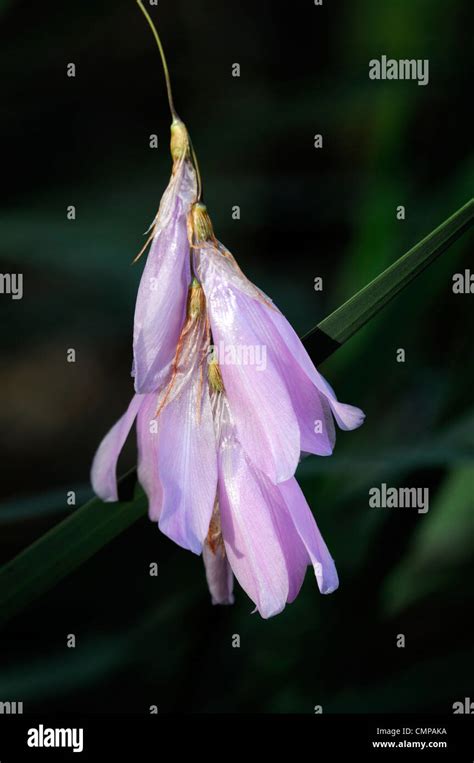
[170,119,189,161]
[188,277,205,317]
[190,202,215,243]
[208,358,224,392]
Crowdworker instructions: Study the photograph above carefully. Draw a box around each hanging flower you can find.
[92,279,216,553]
[92,266,356,617]
[132,119,197,393]
[190,202,365,484]
[203,391,339,618]
[92,2,365,618]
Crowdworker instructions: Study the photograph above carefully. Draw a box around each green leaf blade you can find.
[0,479,147,627]
[309,198,473,346]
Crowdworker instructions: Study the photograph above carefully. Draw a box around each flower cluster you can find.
[91,121,364,618]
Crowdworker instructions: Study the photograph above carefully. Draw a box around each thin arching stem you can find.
[135,0,179,121]
[135,0,204,202]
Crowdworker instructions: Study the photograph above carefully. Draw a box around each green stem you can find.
[135,0,204,201]
[135,0,179,121]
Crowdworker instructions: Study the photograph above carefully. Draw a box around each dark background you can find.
[0,0,472,713]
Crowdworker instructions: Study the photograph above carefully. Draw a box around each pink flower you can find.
[93,280,216,554]
[92,6,365,617]
[191,203,365,484]
[91,277,340,617]
[206,391,339,617]
[132,120,197,393]
[92,198,364,616]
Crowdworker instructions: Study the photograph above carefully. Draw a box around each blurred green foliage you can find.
[0,0,472,713]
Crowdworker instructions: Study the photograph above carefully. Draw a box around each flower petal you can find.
[91,394,143,502]
[217,402,308,617]
[157,376,217,554]
[133,159,197,393]
[136,393,163,521]
[220,290,336,456]
[267,489,310,603]
[198,249,300,483]
[265,307,365,430]
[279,478,339,594]
[202,542,235,605]
[197,244,364,438]
[218,450,289,618]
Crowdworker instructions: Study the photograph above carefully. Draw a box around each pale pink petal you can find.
[197,245,363,465]
[218,449,288,618]
[217,401,308,617]
[198,250,300,483]
[157,376,217,554]
[133,159,197,393]
[265,307,365,430]
[220,288,336,456]
[267,490,310,603]
[91,394,144,502]
[327,397,366,431]
[202,542,234,605]
[279,478,339,594]
[136,393,163,521]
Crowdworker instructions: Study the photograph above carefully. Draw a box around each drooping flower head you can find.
[92,279,343,618]
[92,187,364,618]
[189,202,365,483]
[92,5,365,617]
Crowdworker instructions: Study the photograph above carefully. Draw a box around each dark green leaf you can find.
[0,472,145,627]
[304,198,474,357]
